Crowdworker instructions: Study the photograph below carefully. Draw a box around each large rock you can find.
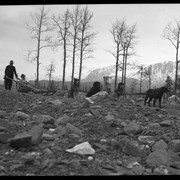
[14,111,30,120]
[159,120,172,127]
[41,115,55,125]
[65,123,83,135]
[56,115,70,125]
[152,140,168,151]
[105,114,115,121]
[118,139,147,159]
[47,99,62,106]
[8,132,32,148]
[55,126,67,136]
[123,122,141,135]
[0,132,15,143]
[146,149,170,167]
[168,139,180,153]
[28,126,43,145]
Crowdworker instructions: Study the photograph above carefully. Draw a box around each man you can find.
[4,60,18,90]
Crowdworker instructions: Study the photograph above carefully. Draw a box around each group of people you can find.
[4,60,125,97]
[3,60,29,92]
[86,81,125,98]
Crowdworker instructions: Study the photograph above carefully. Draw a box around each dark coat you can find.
[4,65,18,79]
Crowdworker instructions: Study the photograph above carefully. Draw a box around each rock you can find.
[89,109,100,116]
[55,126,67,136]
[43,148,53,155]
[42,133,55,141]
[8,132,32,148]
[118,139,147,159]
[168,139,180,152]
[152,140,168,151]
[0,126,8,132]
[47,99,62,106]
[65,123,83,135]
[41,115,55,125]
[0,110,7,118]
[10,163,24,171]
[14,111,30,120]
[28,126,43,145]
[84,113,93,117]
[159,120,172,127]
[123,122,141,135]
[105,114,115,121]
[138,136,156,145]
[66,141,95,155]
[148,123,160,129]
[153,165,169,175]
[56,115,70,125]
[0,119,10,128]
[146,149,170,167]
[21,152,41,164]
[0,132,15,143]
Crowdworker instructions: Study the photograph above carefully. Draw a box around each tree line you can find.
[26,5,180,94]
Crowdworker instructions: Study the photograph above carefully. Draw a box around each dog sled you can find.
[5,76,57,96]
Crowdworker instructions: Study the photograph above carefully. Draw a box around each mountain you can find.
[82,60,176,92]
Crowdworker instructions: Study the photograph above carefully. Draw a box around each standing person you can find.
[4,60,18,90]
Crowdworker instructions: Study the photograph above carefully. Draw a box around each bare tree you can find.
[46,61,55,89]
[69,5,82,88]
[26,6,53,86]
[162,20,180,94]
[121,23,137,92]
[77,6,97,87]
[52,9,71,90]
[109,18,126,90]
[109,18,137,91]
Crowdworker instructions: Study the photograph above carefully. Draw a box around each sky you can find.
[0,4,180,81]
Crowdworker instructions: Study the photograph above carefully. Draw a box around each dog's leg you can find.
[159,98,162,108]
[153,98,156,107]
[144,95,148,106]
[148,97,152,107]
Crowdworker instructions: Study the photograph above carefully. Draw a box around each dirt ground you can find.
[0,89,180,176]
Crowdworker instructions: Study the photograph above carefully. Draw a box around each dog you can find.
[144,86,169,108]
[68,78,80,99]
[86,81,101,97]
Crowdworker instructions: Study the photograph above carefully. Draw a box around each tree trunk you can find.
[175,46,179,94]
[62,40,67,90]
[114,45,119,90]
[71,36,76,89]
[78,31,84,88]
[36,43,40,86]
[123,48,128,94]
[121,49,125,83]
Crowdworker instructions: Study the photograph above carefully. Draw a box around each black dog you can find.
[144,86,169,108]
[68,78,80,99]
[86,81,101,97]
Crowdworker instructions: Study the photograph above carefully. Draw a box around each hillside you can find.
[0,89,180,175]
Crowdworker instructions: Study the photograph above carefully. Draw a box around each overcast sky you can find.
[0,4,180,81]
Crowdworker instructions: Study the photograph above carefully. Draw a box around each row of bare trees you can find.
[26,5,96,89]
[26,5,180,94]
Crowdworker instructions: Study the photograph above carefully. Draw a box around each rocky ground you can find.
[1,89,180,175]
